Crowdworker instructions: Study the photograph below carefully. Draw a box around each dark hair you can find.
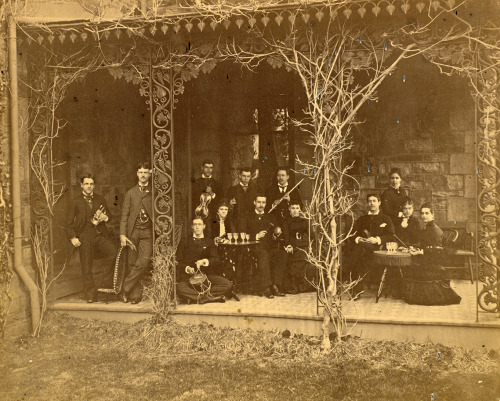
[402,196,414,206]
[80,173,95,183]
[366,193,381,202]
[276,167,289,175]
[192,217,205,225]
[202,159,214,167]
[239,167,252,174]
[389,168,402,179]
[420,203,434,214]
[137,162,151,170]
[217,199,230,209]
[289,201,301,208]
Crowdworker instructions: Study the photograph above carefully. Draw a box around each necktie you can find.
[84,195,93,209]
[219,220,226,237]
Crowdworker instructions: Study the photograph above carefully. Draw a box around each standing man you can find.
[266,168,302,224]
[244,194,287,298]
[119,162,153,304]
[177,217,233,304]
[65,174,117,303]
[226,167,257,230]
[347,193,395,296]
[192,159,221,219]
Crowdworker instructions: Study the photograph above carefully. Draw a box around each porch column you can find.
[476,54,500,315]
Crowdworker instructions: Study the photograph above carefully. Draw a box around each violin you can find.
[194,192,213,219]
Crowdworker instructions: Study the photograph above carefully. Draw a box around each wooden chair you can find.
[441,227,475,284]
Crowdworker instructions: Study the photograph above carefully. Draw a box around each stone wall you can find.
[349,55,476,227]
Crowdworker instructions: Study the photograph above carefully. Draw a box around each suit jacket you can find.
[226,183,258,229]
[242,211,284,250]
[177,236,221,281]
[381,187,408,223]
[65,192,111,239]
[192,176,221,216]
[395,215,423,246]
[120,184,153,238]
[265,183,303,220]
[352,212,395,246]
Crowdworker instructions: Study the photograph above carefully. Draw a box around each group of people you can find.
[178,160,314,304]
[346,168,461,305]
[65,162,154,304]
[66,161,460,307]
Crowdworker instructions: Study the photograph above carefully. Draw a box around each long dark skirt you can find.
[402,264,461,306]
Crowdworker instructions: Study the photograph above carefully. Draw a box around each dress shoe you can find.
[272,284,286,297]
[204,295,225,304]
[87,298,95,304]
[130,298,141,305]
[227,291,240,302]
[287,288,298,295]
[119,291,129,303]
[262,287,274,299]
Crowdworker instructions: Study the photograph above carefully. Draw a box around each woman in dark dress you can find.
[381,168,408,226]
[403,204,461,305]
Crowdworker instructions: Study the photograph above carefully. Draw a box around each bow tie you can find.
[139,186,148,192]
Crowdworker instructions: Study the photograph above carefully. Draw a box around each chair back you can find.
[442,228,459,247]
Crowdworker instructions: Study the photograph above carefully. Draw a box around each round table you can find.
[373,250,412,303]
[218,240,259,293]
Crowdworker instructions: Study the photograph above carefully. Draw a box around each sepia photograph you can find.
[0,0,499,399]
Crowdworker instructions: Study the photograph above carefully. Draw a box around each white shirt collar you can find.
[239,182,248,187]
[83,192,93,197]
[255,210,264,215]
[368,211,379,215]
[192,234,205,239]
[202,174,212,179]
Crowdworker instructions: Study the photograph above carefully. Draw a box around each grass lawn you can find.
[1,312,499,401]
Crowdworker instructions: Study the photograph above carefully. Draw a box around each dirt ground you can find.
[1,312,499,401]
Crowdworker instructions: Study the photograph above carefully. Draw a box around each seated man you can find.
[347,193,395,294]
[283,202,316,294]
[176,217,233,304]
[395,197,423,247]
[243,195,287,298]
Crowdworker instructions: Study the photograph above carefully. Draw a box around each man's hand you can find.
[364,237,379,245]
[230,198,237,206]
[256,230,267,240]
[185,266,195,275]
[283,193,290,202]
[285,245,293,254]
[70,237,81,247]
[195,259,209,268]
[120,235,137,251]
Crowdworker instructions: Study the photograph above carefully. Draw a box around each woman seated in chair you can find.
[403,203,461,306]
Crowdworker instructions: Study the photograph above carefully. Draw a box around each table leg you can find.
[376,267,388,303]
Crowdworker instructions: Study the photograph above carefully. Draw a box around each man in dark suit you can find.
[177,217,233,304]
[347,193,395,296]
[266,168,302,224]
[243,194,287,298]
[119,162,153,304]
[226,167,258,231]
[192,159,221,219]
[395,197,423,246]
[65,174,117,303]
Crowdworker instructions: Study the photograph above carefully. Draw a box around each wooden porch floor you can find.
[51,280,500,351]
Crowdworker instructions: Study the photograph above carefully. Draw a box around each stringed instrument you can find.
[194,192,213,219]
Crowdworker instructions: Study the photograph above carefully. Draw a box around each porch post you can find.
[476,52,500,315]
